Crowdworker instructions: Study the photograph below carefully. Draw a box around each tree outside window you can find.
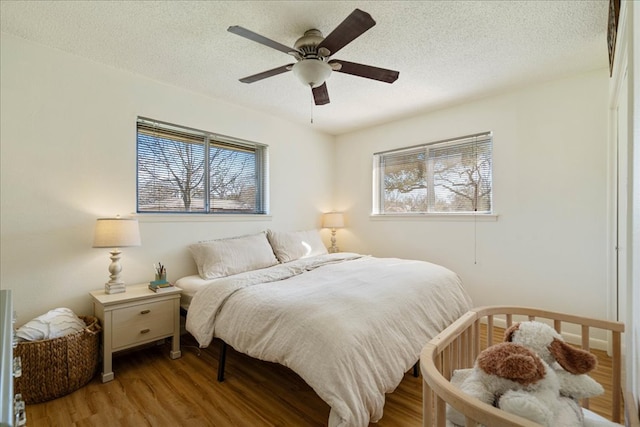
[137,119,267,214]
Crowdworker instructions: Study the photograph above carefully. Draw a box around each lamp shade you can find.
[93,218,141,248]
[322,212,345,229]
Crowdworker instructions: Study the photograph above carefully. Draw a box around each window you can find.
[373,132,492,214]
[136,118,268,214]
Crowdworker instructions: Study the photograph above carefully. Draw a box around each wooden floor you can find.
[25,333,618,427]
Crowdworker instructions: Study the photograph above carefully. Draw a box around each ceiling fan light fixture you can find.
[292,59,332,88]
[229,9,398,106]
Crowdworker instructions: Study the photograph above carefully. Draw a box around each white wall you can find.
[0,31,622,366]
[334,69,610,319]
[0,33,335,324]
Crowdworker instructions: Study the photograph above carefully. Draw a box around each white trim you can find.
[370,213,498,222]
[134,213,272,223]
[606,105,618,323]
[608,0,631,324]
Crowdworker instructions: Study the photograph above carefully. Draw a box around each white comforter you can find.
[186,253,472,427]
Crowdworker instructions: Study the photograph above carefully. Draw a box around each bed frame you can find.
[420,306,640,427]
[215,340,420,382]
[181,306,420,383]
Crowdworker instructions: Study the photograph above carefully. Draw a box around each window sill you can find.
[135,213,272,223]
[370,213,498,222]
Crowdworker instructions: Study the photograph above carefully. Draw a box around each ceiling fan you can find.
[228,9,399,106]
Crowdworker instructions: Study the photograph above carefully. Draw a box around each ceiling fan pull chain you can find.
[310,85,314,124]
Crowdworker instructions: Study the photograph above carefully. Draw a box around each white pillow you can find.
[189,232,279,279]
[267,229,328,263]
[16,307,86,341]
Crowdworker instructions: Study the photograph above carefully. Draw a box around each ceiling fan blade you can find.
[228,26,299,56]
[317,9,376,56]
[239,64,294,83]
[312,83,330,105]
[329,60,399,83]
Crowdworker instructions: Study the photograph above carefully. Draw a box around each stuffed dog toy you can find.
[446,342,576,427]
[504,321,604,400]
[447,321,617,427]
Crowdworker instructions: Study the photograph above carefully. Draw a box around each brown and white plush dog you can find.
[504,321,604,400]
[447,322,613,427]
[446,342,577,427]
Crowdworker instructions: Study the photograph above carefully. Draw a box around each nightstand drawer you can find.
[112,300,174,349]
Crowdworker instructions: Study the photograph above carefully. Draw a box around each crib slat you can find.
[580,325,591,410]
[473,319,480,360]
[423,379,433,427]
[437,351,446,427]
[452,336,461,371]
[443,346,452,382]
[436,395,446,427]
[422,380,431,427]
[462,328,471,368]
[581,325,590,350]
[612,330,621,423]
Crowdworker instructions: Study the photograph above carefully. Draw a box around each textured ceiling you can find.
[0,1,608,135]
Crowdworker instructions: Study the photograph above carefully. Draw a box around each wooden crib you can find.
[420,306,640,427]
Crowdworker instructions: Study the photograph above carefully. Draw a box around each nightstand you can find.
[90,283,182,383]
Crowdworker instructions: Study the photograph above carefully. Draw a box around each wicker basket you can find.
[14,315,101,404]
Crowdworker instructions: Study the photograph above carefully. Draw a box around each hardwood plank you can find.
[24,332,618,426]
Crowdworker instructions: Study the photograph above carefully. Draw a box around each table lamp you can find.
[93,216,141,294]
[322,212,345,253]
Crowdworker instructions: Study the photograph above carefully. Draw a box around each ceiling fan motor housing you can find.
[291,29,332,88]
[294,29,325,57]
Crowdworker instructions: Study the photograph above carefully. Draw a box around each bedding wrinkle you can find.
[186,253,472,427]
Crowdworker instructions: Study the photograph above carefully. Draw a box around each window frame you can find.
[136,117,269,215]
[372,132,493,216]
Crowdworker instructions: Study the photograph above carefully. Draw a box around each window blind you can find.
[136,118,268,214]
[373,132,492,214]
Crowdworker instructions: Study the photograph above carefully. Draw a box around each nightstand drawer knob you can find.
[140,328,151,334]
[140,309,151,315]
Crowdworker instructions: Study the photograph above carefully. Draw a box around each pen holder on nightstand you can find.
[151,272,168,286]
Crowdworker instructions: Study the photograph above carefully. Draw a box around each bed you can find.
[178,230,473,427]
[420,306,640,427]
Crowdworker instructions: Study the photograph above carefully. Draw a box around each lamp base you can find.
[329,228,340,253]
[104,248,126,294]
[105,282,126,294]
